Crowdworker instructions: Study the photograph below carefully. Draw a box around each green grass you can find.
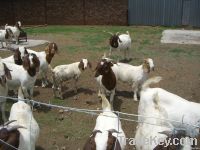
[1,25,200,149]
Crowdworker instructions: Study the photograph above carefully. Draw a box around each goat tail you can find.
[142,76,162,90]
[18,21,21,27]
[126,31,130,36]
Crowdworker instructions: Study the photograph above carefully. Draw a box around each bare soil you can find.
[0,30,200,150]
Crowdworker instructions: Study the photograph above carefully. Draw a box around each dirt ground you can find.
[0,27,200,150]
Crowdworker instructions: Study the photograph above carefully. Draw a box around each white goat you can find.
[9,101,40,150]
[96,57,154,101]
[108,31,132,60]
[4,53,40,99]
[83,94,126,150]
[5,21,21,44]
[0,58,12,122]
[139,76,200,138]
[135,92,192,149]
[0,28,13,48]
[52,58,91,99]
[19,42,58,87]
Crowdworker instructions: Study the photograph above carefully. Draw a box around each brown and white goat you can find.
[5,21,21,45]
[0,28,13,48]
[107,31,132,60]
[52,58,92,99]
[95,60,116,107]
[19,42,58,87]
[83,94,126,150]
[5,53,40,99]
[2,47,28,65]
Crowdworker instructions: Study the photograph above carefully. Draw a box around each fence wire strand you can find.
[1,95,200,129]
[0,95,200,149]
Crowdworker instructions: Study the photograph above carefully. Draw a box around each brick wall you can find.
[0,0,128,26]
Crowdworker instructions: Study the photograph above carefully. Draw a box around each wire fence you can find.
[0,95,200,150]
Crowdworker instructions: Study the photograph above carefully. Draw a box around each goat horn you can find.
[92,130,102,134]
[3,120,17,126]
[103,30,113,35]
[90,130,102,137]
[158,131,173,136]
[108,129,121,134]
[8,125,27,131]
[116,32,120,35]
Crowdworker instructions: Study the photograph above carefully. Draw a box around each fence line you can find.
[0,95,200,149]
[0,95,200,129]
[0,138,19,150]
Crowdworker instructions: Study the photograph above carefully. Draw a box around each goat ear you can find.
[14,49,20,61]
[24,47,28,55]
[3,63,12,80]
[107,130,121,150]
[45,45,50,55]
[32,55,40,72]
[23,56,30,70]
[143,59,150,73]
[0,75,6,87]
[78,60,84,70]
[109,62,113,67]
[52,43,58,54]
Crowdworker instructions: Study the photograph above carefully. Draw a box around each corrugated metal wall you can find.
[128,0,200,27]
[190,0,200,27]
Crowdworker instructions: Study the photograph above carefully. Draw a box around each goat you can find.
[0,58,12,122]
[5,21,21,45]
[19,42,58,87]
[0,120,26,150]
[9,101,40,150]
[0,28,13,48]
[83,94,126,150]
[106,31,131,60]
[97,57,154,101]
[4,53,40,99]
[2,47,28,65]
[135,92,193,149]
[52,58,92,99]
[95,60,116,107]
[139,76,200,138]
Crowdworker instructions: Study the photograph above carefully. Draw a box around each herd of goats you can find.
[0,21,199,150]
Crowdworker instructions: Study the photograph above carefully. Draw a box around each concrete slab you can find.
[161,29,200,44]
[0,39,49,51]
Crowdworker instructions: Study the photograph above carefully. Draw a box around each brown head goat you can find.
[5,53,40,99]
[19,42,58,87]
[83,94,126,150]
[106,31,131,60]
[0,120,25,150]
[95,60,116,107]
[2,47,28,65]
